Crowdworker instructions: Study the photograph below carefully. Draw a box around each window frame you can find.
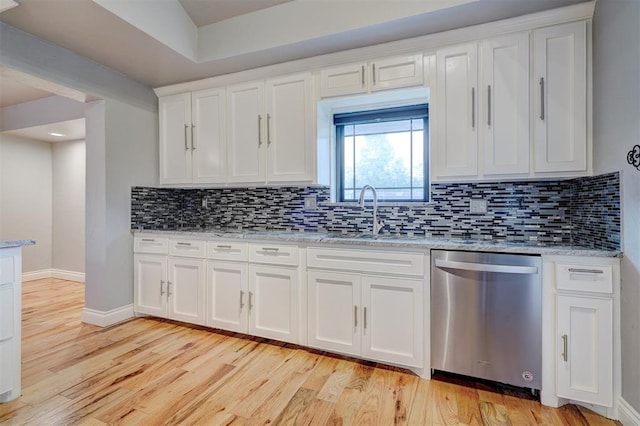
[334,104,429,203]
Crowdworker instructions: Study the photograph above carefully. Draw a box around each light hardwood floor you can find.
[0,278,621,425]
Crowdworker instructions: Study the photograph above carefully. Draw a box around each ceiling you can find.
[0,78,54,108]
[2,118,86,143]
[0,0,591,90]
[178,0,293,27]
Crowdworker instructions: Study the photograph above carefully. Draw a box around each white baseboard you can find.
[52,269,85,283]
[22,268,85,283]
[22,269,53,281]
[619,397,640,425]
[81,305,134,327]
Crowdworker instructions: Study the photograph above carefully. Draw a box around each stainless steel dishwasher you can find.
[431,250,542,390]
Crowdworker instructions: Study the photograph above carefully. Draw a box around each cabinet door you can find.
[167,258,206,325]
[557,294,613,406]
[482,33,530,175]
[434,43,479,178]
[265,73,314,182]
[206,261,248,333]
[361,276,424,368]
[248,264,298,344]
[371,54,424,92]
[159,93,192,184]
[534,21,587,173]
[319,62,368,98]
[192,88,226,184]
[0,339,12,395]
[134,254,167,317]
[307,271,361,357]
[227,81,266,183]
[0,285,13,341]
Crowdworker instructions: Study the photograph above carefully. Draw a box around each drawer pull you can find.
[216,245,232,249]
[160,280,165,295]
[568,268,604,274]
[240,290,245,309]
[354,306,358,328]
[141,238,155,242]
[364,307,368,330]
[248,291,253,311]
[262,247,280,252]
[176,242,192,246]
[167,281,172,297]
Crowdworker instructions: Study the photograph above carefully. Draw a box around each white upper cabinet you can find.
[434,43,479,178]
[159,88,226,185]
[159,93,192,184]
[191,88,226,184]
[227,81,266,183]
[227,73,315,184]
[481,33,530,175]
[534,21,588,173]
[266,73,315,182]
[319,55,423,98]
[319,62,368,98]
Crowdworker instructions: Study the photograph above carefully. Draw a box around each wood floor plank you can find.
[0,278,622,426]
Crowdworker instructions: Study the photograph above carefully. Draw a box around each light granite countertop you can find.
[0,240,36,249]
[132,229,621,258]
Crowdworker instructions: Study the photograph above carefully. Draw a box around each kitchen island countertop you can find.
[132,229,621,258]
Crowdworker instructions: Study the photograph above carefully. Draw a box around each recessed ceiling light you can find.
[48,132,65,137]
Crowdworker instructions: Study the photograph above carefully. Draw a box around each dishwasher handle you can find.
[435,259,538,274]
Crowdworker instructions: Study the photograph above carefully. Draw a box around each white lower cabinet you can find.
[544,256,619,413]
[206,261,248,333]
[134,238,206,326]
[556,294,612,406]
[249,264,298,344]
[308,271,423,368]
[307,247,425,369]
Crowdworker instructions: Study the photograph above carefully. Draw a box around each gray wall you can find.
[593,0,640,412]
[0,23,158,313]
[52,140,86,274]
[0,134,53,272]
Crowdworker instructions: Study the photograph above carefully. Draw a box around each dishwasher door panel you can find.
[431,250,542,389]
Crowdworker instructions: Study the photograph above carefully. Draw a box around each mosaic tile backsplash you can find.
[131,172,621,250]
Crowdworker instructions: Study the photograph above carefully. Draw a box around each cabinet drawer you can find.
[556,263,613,294]
[169,239,206,258]
[249,244,299,266]
[308,247,425,276]
[134,236,169,254]
[207,241,248,261]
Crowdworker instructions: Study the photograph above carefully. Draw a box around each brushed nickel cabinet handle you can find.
[354,306,358,327]
[364,307,367,329]
[248,291,253,311]
[240,290,245,309]
[568,268,604,274]
[471,87,476,128]
[267,113,272,145]
[487,85,491,126]
[176,242,192,246]
[160,280,165,296]
[184,124,189,151]
[262,247,279,252]
[191,124,196,149]
[361,65,365,87]
[539,77,545,120]
[216,245,232,249]
[258,115,263,146]
[561,334,568,362]
[141,238,155,242]
[167,281,172,297]
[372,64,376,85]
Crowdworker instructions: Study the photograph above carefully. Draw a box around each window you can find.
[335,104,429,202]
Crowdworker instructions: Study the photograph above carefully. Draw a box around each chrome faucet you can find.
[358,185,384,237]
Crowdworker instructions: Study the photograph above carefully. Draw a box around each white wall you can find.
[593,0,640,414]
[0,134,52,272]
[52,140,85,274]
